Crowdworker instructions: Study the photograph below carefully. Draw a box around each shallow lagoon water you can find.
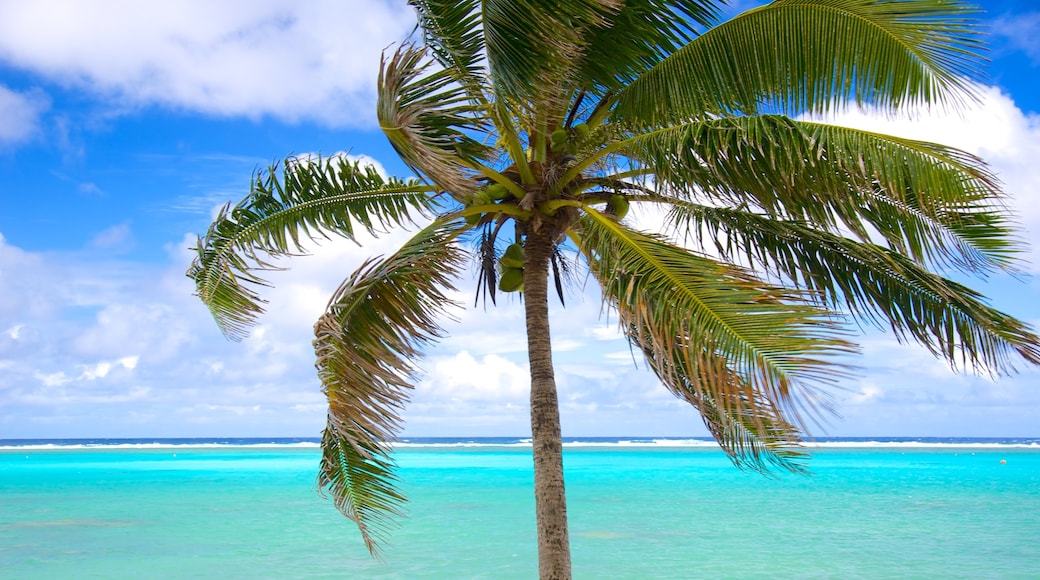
[1,440,1038,578]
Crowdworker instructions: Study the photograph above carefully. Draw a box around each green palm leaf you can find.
[577,0,720,92]
[636,335,812,474]
[668,203,1040,374]
[378,43,489,199]
[481,0,617,109]
[409,0,487,100]
[315,221,467,557]
[619,115,1016,272]
[575,209,854,466]
[188,156,434,340]
[613,0,984,125]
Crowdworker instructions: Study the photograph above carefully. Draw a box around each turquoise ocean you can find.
[2,437,1038,579]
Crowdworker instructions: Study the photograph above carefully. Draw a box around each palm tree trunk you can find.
[523,229,572,580]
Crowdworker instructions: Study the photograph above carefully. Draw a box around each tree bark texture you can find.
[523,229,572,580]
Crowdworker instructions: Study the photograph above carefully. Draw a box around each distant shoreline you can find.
[3,436,1038,450]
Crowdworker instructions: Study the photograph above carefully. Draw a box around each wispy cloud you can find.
[0,85,49,145]
[992,11,1040,64]
[89,224,134,251]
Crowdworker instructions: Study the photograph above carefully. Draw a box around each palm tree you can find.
[189,0,1040,577]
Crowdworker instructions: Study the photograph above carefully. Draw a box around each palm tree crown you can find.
[189,1,1040,577]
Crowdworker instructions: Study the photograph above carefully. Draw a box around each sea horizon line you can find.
[2,435,1038,450]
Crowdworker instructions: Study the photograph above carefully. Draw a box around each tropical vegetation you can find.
[188,0,1040,577]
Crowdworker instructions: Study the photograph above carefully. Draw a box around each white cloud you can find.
[846,383,883,405]
[587,324,624,341]
[89,223,134,250]
[0,84,49,145]
[79,356,138,381]
[5,199,433,434]
[3,215,1039,438]
[0,233,60,320]
[78,182,104,196]
[35,371,72,388]
[422,351,530,403]
[0,232,331,435]
[0,0,415,126]
[73,303,192,362]
[993,11,1040,64]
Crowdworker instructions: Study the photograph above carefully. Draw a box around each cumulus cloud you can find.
[0,231,328,436]
[0,0,415,126]
[4,204,1039,438]
[35,356,140,387]
[423,351,530,403]
[0,84,49,145]
[0,199,441,436]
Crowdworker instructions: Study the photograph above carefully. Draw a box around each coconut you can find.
[573,123,590,139]
[499,243,526,269]
[487,183,510,200]
[608,194,630,219]
[499,267,524,292]
[550,129,569,144]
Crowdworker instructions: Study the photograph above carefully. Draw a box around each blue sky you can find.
[2,1,1039,439]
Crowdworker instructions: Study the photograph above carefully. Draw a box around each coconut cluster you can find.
[549,123,590,156]
[465,181,519,224]
[498,243,525,292]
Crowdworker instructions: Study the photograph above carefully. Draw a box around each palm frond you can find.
[187,157,434,340]
[575,209,855,436]
[550,244,569,306]
[315,221,467,557]
[475,223,499,306]
[408,0,487,101]
[694,388,810,475]
[482,0,619,111]
[613,0,984,125]
[619,115,1017,273]
[669,202,1040,374]
[378,43,489,199]
[577,0,720,92]
[635,333,811,474]
[317,426,405,560]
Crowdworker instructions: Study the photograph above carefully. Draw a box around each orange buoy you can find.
[1000,459,1007,465]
